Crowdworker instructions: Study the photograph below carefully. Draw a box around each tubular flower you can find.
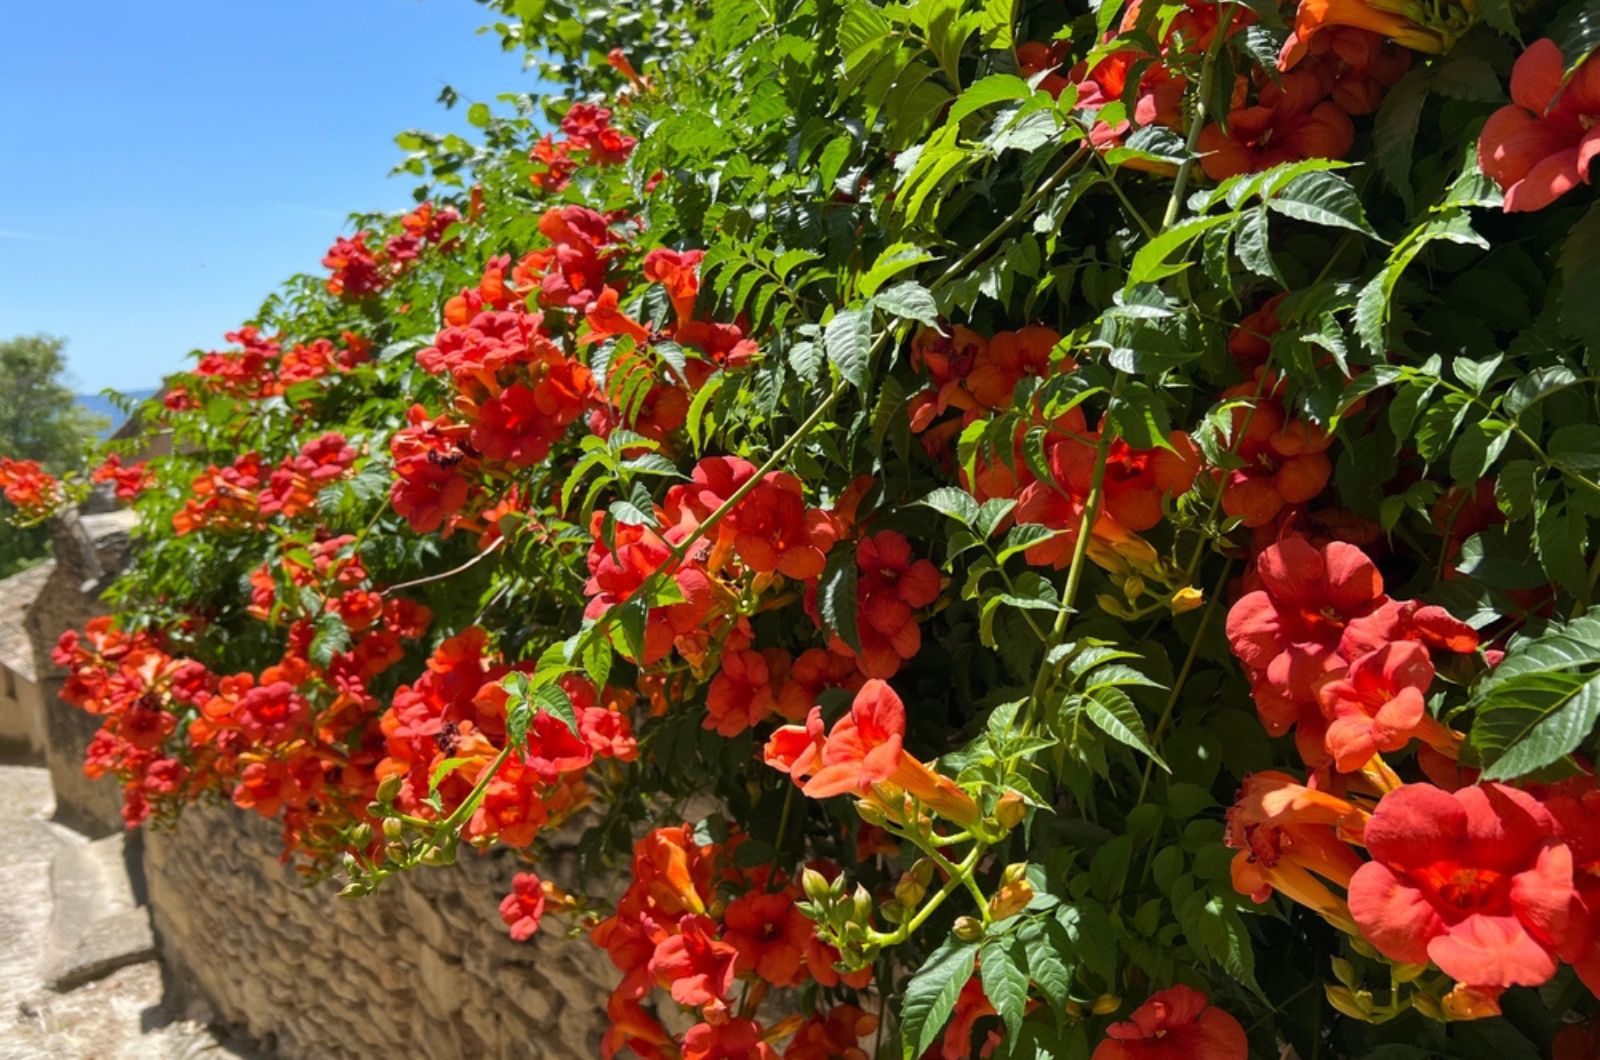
[703,648,785,737]
[1199,67,1355,180]
[681,1019,777,1060]
[1347,783,1575,989]
[1225,537,1387,731]
[1216,382,1334,528]
[721,890,810,987]
[1226,770,1367,933]
[647,913,739,1008]
[0,458,65,520]
[1091,986,1249,1060]
[1547,786,1600,993]
[498,871,547,941]
[1317,641,1459,772]
[1478,40,1600,213]
[762,679,981,828]
[823,530,941,679]
[784,1005,877,1060]
[1280,0,1472,63]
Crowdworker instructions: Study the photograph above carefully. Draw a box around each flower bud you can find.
[376,775,402,803]
[1065,1000,1084,1019]
[1169,586,1204,614]
[1091,994,1121,1016]
[1393,962,1428,984]
[895,871,928,909]
[1326,985,1374,1022]
[994,791,1026,830]
[851,884,874,925]
[338,882,366,899]
[801,867,832,902]
[366,801,386,818]
[880,899,905,925]
[1329,956,1357,987]
[349,823,372,848]
[420,844,455,867]
[855,799,888,827]
[952,916,984,942]
[1123,575,1145,602]
[988,880,1034,921]
[1096,593,1135,620]
[382,817,404,842]
[1440,983,1502,1021]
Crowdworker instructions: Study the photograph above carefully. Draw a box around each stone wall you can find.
[143,800,616,1059]
[27,510,138,835]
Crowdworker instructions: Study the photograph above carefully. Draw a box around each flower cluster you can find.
[0,457,64,522]
[174,433,358,534]
[591,825,874,1060]
[323,201,460,298]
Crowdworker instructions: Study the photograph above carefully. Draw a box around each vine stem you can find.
[1160,1,1237,231]
[1135,557,1232,807]
[1024,375,1125,731]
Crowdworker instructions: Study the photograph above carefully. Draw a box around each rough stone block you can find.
[43,832,156,989]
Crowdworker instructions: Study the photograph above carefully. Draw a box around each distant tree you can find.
[0,334,104,577]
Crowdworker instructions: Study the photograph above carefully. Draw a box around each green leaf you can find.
[979,937,1030,1037]
[975,498,1015,539]
[825,307,874,390]
[1373,67,1429,205]
[818,543,861,652]
[1232,207,1281,282]
[860,242,934,298]
[1535,504,1589,591]
[1557,204,1600,342]
[901,937,978,1058]
[533,682,580,738]
[467,101,491,127]
[1470,609,1600,779]
[1083,687,1168,770]
[504,672,536,749]
[949,73,1033,124]
[1018,918,1075,1006]
[997,523,1063,563]
[920,486,981,526]
[1267,171,1379,237]
[309,611,352,669]
[1556,6,1600,71]
[876,281,941,327]
[428,756,474,794]
[1127,214,1233,285]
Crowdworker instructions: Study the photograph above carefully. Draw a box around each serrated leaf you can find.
[979,937,1030,1038]
[1083,687,1168,770]
[949,73,1033,124]
[920,486,981,526]
[876,281,941,327]
[998,523,1064,563]
[532,682,580,738]
[310,611,352,669]
[900,938,978,1059]
[428,756,474,794]
[1267,171,1379,237]
[825,307,874,390]
[1470,609,1600,779]
[818,544,860,652]
[860,242,934,298]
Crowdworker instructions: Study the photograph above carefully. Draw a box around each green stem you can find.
[1025,375,1125,730]
[1161,2,1237,230]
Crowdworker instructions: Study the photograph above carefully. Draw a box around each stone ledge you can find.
[43,832,156,990]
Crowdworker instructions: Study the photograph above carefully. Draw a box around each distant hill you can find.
[76,389,158,439]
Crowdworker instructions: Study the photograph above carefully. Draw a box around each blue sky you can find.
[0,0,545,394]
